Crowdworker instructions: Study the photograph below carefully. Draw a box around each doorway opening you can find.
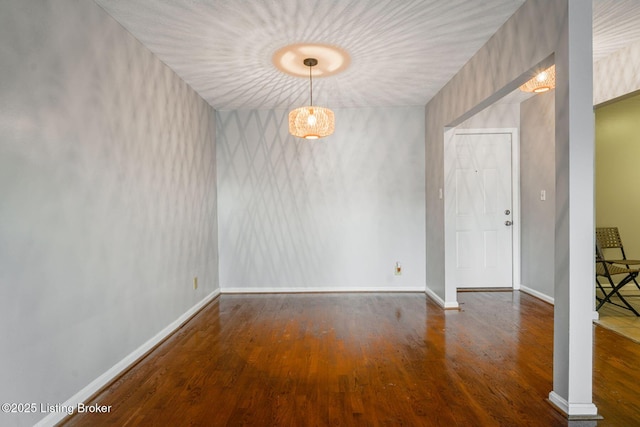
[444,128,520,300]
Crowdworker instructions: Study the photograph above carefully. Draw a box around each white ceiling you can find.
[95,0,640,110]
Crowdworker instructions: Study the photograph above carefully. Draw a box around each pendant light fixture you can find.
[289,58,335,139]
[520,64,556,93]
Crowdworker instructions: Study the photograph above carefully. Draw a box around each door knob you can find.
[505,220,513,226]
[504,209,511,215]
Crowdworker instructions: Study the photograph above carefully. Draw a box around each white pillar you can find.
[549,0,598,418]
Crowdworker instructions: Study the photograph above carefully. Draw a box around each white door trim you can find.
[444,128,521,307]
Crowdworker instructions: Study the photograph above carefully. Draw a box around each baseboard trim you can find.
[221,286,426,294]
[548,391,600,419]
[425,287,459,309]
[520,285,554,305]
[34,289,221,427]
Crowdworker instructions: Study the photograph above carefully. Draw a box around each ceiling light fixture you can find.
[289,58,334,139]
[519,65,556,93]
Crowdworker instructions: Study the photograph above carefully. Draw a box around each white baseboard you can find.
[520,285,554,305]
[548,391,599,419]
[34,289,221,427]
[425,287,459,309]
[221,286,426,294]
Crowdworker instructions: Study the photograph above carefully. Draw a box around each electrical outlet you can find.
[395,262,402,276]
[193,276,198,290]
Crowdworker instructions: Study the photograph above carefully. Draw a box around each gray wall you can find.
[216,107,425,291]
[457,102,520,129]
[0,2,218,425]
[425,0,561,304]
[520,91,555,300]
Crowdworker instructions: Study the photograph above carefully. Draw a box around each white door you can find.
[453,132,513,288]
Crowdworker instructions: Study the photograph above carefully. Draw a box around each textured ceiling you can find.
[593,0,640,62]
[95,0,640,110]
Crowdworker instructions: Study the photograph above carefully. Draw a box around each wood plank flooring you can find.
[60,292,640,426]
[595,287,640,343]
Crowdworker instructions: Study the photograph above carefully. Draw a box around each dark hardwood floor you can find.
[60,291,640,426]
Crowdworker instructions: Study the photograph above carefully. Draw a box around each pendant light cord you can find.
[303,58,318,107]
[309,62,313,107]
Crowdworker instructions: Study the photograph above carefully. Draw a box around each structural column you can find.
[550,0,598,418]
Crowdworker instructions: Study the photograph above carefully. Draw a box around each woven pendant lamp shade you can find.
[520,65,555,93]
[288,106,335,139]
[288,57,335,139]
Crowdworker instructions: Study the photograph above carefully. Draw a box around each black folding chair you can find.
[596,227,640,290]
[595,242,640,316]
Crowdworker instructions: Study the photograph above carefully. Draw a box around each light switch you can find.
[540,190,546,201]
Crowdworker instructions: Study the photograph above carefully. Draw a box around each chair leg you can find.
[622,263,640,291]
[597,273,640,316]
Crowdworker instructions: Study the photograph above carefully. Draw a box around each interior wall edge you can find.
[219,286,426,294]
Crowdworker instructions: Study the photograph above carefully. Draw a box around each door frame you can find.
[443,127,521,307]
